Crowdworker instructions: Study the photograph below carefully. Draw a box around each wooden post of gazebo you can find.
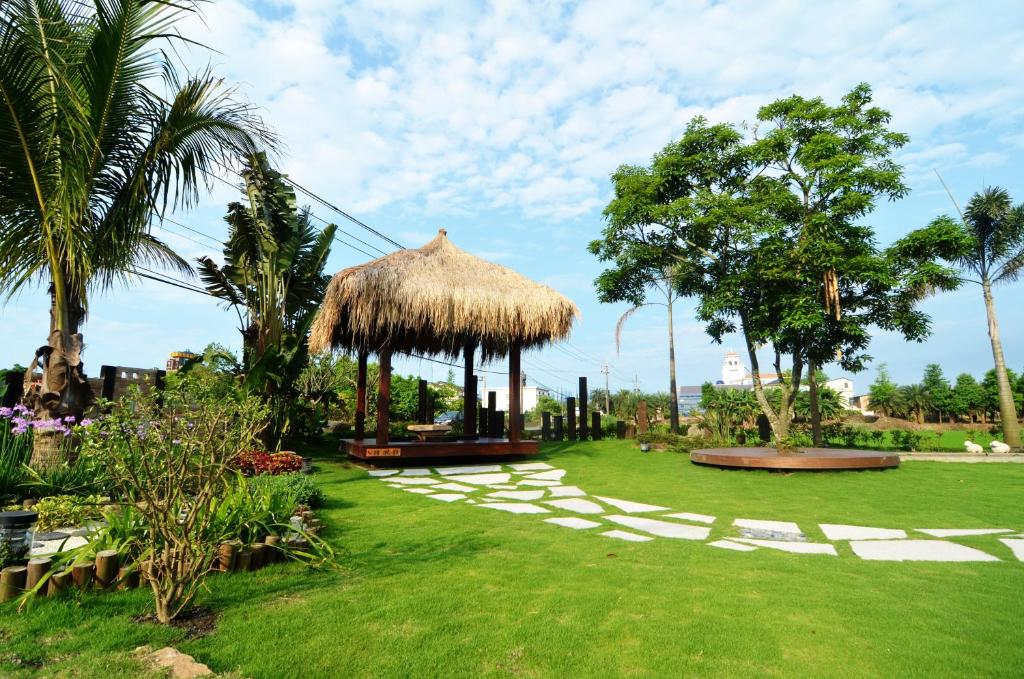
[508,343,521,443]
[354,351,368,441]
[376,349,392,445]
[464,342,477,438]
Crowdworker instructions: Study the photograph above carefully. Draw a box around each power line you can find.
[282,176,406,250]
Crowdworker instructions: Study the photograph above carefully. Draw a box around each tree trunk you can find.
[982,279,1021,448]
[808,359,822,446]
[26,287,92,469]
[666,294,680,434]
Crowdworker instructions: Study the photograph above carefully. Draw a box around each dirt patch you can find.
[132,606,218,639]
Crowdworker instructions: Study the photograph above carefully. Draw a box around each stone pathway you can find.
[366,462,1022,564]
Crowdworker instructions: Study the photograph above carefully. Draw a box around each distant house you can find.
[479,377,550,413]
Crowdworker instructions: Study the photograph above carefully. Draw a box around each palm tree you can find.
[197,153,336,447]
[899,384,929,425]
[928,184,1024,448]
[0,0,274,466]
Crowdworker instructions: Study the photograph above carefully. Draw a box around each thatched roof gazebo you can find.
[310,229,579,460]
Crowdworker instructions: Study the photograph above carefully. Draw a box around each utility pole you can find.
[634,374,641,394]
[601,364,610,414]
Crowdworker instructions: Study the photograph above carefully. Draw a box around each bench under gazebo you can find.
[309,229,579,461]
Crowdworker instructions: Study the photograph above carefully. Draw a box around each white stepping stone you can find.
[708,539,757,552]
[444,473,511,485]
[663,512,716,525]
[606,515,711,540]
[915,528,1014,538]
[436,464,502,475]
[545,498,605,514]
[545,517,602,530]
[386,476,440,486]
[399,468,432,476]
[820,524,907,541]
[850,540,999,562]
[465,499,477,504]
[508,462,554,471]
[548,485,586,497]
[487,490,545,501]
[734,518,802,534]
[999,539,1024,560]
[732,539,837,555]
[427,493,466,502]
[517,479,561,487]
[368,469,400,477]
[479,502,550,514]
[595,497,669,513]
[486,484,518,490]
[401,487,435,494]
[601,530,653,542]
[433,482,477,493]
[524,469,566,481]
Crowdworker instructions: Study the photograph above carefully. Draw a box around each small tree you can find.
[868,364,903,417]
[85,384,267,623]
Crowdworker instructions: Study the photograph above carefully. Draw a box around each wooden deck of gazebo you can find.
[309,229,578,462]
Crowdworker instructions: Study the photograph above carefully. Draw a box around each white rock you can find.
[368,469,400,477]
[517,479,561,487]
[486,484,518,490]
[544,498,605,514]
[433,483,477,492]
[851,540,999,562]
[915,528,1014,538]
[999,538,1024,560]
[663,512,716,525]
[733,518,802,535]
[399,468,432,476]
[595,497,669,513]
[487,490,545,501]
[507,462,554,471]
[435,464,503,475]
[545,517,602,530]
[427,493,466,502]
[708,539,758,552]
[601,530,653,542]
[547,485,586,497]
[478,502,550,514]
[732,539,837,555]
[386,476,440,486]
[964,441,984,454]
[29,535,88,556]
[605,515,710,540]
[820,524,907,541]
[400,487,435,494]
[524,469,567,481]
[444,473,512,485]
[990,440,1011,454]
[465,499,477,504]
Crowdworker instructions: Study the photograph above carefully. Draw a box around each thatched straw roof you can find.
[309,229,579,359]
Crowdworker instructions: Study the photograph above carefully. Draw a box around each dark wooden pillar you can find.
[494,410,505,438]
[100,365,116,400]
[566,397,576,441]
[355,351,368,440]
[542,412,551,441]
[554,415,564,440]
[508,344,521,443]
[591,411,602,440]
[616,420,626,439]
[464,343,477,438]
[417,379,428,424]
[487,391,497,438]
[479,405,489,437]
[578,376,588,439]
[376,350,392,445]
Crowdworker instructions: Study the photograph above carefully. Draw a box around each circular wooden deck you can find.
[690,447,900,471]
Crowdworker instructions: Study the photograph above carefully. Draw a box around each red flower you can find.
[231,450,302,476]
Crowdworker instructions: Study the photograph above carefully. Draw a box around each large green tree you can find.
[197,153,335,448]
[909,187,1023,447]
[0,0,273,466]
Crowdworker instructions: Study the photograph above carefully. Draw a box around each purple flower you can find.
[63,415,76,423]
[13,404,30,415]
[80,418,94,427]
[172,439,181,445]
[0,407,12,418]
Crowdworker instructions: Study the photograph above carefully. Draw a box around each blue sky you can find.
[3,0,1023,397]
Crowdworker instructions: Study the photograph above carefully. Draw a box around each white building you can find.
[478,377,550,413]
[718,351,853,406]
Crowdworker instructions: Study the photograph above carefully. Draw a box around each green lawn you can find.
[823,427,1003,452]
[3,440,1024,678]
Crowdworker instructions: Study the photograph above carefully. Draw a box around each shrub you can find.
[31,494,108,531]
[232,450,303,476]
[250,473,326,509]
[81,384,268,623]
[0,420,30,500]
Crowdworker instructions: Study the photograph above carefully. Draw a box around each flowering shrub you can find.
[232,450,303,476]
[0,403,94,437]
